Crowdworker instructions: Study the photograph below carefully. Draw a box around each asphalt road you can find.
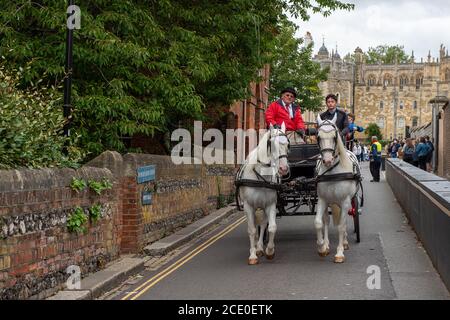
[103,162,450,300]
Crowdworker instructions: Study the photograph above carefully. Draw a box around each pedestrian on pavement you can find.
[416,137,430,171]
[425,135,434,172]
[411,138,419,167]
[402,138,415,165]
[369,136,382,182]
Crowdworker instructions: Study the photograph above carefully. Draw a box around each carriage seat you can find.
[287,144,320,164]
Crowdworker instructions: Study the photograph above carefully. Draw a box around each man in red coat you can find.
[265,87,306,144]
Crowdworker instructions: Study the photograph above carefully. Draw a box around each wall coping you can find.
[387,158,450,213]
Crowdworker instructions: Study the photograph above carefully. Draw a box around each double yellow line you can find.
[121,215,246,300]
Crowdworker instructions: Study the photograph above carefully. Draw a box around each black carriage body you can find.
[276,143,320,216]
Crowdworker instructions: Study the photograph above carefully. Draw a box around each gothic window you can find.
[446,68,450,81]
[377,116,385,129]
[416,74,424,89]
[399,75,408,89]
[397,116,405,128]
[383,74,393,87]
[413,100,417,110]
[367,75,377,86]
[412,116,418,127]
[400,101,404,110]
[380,101,384,110]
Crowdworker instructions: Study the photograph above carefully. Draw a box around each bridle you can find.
[317,120,339,158]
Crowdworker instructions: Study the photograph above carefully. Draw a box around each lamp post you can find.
[63,0,75,139]
[429,95,449,173]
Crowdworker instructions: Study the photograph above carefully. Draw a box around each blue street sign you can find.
[142,191,152,205]
[137,165,155,184]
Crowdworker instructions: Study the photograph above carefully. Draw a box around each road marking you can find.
[121,216,246,300]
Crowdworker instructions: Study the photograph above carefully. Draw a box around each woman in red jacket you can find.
[265,87,306,144]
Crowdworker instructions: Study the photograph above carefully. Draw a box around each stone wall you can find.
[0,167,121,300]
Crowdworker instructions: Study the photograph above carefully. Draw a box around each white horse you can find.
[315,114,359,263]
[236,123,290,265]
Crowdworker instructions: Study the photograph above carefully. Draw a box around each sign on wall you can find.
[142,191,152,205]
[137,165,155,184]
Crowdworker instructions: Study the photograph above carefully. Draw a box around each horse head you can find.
[317,113,339,167]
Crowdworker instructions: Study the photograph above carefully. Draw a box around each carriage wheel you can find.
[352,197,361,243]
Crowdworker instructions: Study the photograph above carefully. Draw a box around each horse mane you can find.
[243,130,270,171]
[335,132,353,171]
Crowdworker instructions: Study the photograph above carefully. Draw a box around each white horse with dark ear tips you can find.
[315,113,359,263]
[236,122,290,265]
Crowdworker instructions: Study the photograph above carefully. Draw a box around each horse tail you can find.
[255,208,265,226]
[331,204,341,226]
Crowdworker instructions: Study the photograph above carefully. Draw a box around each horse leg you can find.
[265,203,277,260]
[335,199,351,263]
[343,221,349,250]
[244,202,258,265]
[315,198,329,257]
[322,206,330,255]
[256,211,267,257]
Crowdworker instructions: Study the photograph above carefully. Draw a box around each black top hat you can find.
[280,87,297,98]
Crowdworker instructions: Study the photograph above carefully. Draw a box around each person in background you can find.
[390,139,401,158]
[425,135,434,172]
[346,113,364,151]
[352,141,362,163]
[415,137,430,171]
[402,138,415,165]
[411,138,419,167]
[369,136,382,182]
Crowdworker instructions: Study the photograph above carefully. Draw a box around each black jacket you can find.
[320,108,349,135]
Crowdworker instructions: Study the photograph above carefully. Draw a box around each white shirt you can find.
[281,100,294,119]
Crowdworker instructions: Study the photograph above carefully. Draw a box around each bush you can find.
[0,60,85,169]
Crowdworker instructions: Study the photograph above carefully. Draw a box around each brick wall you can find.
[0,167,121,300]
[87,152,236,252]
[0,151,236,299]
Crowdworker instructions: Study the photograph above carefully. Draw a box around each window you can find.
[383,74,392,87]
[416,74,423,89]
[399,75,408,89]
[397,117,405,128]
[400,101,404,110]
[367,75,376,86]
[380,101,384,110]
[413,101,417,110]
[377,117,385,129]
[412,116,418,127]
[446,68,450,82]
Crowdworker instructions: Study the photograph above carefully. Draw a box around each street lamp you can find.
[63,0,75,139]
[429,95,449,173]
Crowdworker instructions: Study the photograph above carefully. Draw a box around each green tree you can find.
[269,19,328,112]
[365,123,383,142]
[0,0,354,159]
[345,45,410,65]
[0,60,84,168]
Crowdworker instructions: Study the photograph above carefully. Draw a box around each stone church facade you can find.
[314,41,450,141]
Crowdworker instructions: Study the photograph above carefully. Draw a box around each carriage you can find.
[275,126,363,243]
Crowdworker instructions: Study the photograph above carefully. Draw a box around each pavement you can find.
[47,205,236,300]
[49,162,450,300]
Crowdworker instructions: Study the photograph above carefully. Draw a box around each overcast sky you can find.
[293,0,450,61]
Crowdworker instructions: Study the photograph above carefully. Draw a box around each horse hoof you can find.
[265,253,275,260]
[344,244,350,250]
[256,251,264,257]
[248,258,259,265]
[318,249,330,257]
[334,256,345,263]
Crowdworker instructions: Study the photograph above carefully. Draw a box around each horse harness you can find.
[234,131,290,211]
